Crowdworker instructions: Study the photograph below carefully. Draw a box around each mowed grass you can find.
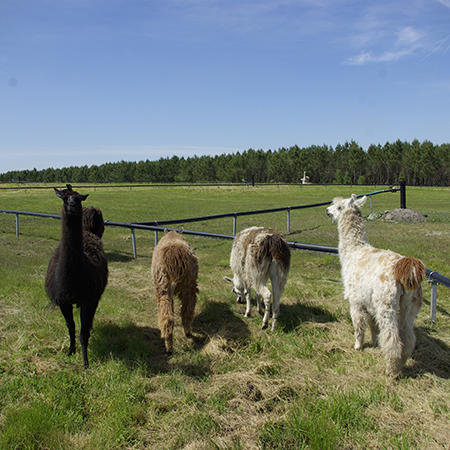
[0,184,449,449]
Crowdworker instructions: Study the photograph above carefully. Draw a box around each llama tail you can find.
[257,234,291,272]
[393,257,425,291]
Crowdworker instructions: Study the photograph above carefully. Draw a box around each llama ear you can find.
[355,196,367,208]
[223,276,233,284]
[66,184,73,191]
[350,193,358,202]
[79,194,89,201]
[54,187,64,198]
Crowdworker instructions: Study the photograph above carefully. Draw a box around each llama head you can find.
[54,184,89,216]
[223,276,245,304]
[326,194,367,222]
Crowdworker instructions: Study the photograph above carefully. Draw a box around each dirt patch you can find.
[379,208,426,223]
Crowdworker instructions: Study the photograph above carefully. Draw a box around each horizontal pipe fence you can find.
[1,185,448,322]
[135,187,401,235]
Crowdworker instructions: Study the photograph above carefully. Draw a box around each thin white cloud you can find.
[340,0,450,66]
[346,47,416,65]
[165,0,344,36]
[437,0,450,8]
[345,23,425,65]
[428,36,450,55]
[396,26,423,45]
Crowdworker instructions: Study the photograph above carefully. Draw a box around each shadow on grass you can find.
[89,300,250,377]
[278,302,338,332]
[193,299,251,345]
[90,321,171,374]
[403,327,450,379]
[105,251,134,263]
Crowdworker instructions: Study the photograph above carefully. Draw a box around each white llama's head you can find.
[223,276,245,304]
[326,194,367,222]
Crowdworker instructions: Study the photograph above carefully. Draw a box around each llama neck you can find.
[337,210,368,256]
[60,209,83,261]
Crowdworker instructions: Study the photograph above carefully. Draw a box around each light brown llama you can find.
[151,231,198,354]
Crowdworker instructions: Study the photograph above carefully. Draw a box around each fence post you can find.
[130,228,137,259]
[287,208,291,233]
[430,281,437,323]
[154,231,159,246]
[400,181,406,209]
[233,215,237,236]
[15,214,19,237]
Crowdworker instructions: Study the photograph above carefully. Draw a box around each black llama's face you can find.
[54,184,89,215]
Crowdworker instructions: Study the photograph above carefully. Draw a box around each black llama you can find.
[45,184,108,368]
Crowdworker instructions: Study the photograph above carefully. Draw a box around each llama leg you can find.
[257,286,272,330]
[256,294,264,316]
[79,302,98,369]
[271,294,280,331]
[350,303,367,350]
[401,323,416,366]
[376,300,403,377]
[60,303,76,356]
[400,290,422,365]
[157,291,175,355]
[269,267,286,331]
[368,315,379,347]
[244,289,252,318]
[180,284,197,339]
[270,280,280,331]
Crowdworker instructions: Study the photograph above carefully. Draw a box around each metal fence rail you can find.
[0,182,265,190]
[135,187,400,234]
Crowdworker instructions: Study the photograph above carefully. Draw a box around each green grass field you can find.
[0,184,449,449]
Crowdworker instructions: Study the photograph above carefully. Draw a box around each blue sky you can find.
[1,0,449,171]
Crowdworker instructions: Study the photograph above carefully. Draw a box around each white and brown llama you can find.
[45,184,108,368]
[224,226,291,330]
[326,194,425,377]
[151,231,198,354]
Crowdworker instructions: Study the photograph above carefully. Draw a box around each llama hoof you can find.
[386,361,403,378]
[166,350,173,356]
[386,368,401,379]
[185,332,193,339]
[68,347,76,356]
[261,322,268,330]
[354,343,363,351]
[244,312,250,318]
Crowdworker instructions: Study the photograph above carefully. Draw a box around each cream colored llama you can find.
[326,194,425,377]
[151,231,198,354]
[224,226,291,330]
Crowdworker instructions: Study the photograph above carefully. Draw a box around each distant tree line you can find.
[1,140,448,186]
